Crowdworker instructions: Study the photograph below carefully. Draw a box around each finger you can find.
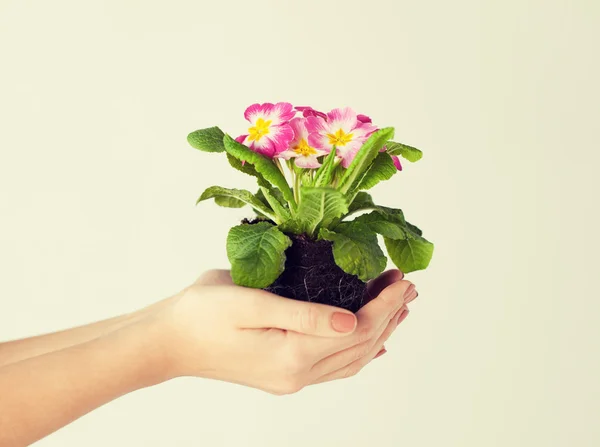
[239,290,357,337]
[405,290,419,304]
[194,269,234,286]
[364,269,404,305]
[309,306,403,378]
[298,280,415,358]
[354,280,414,340]
[312,305,409,384]
[374,347,387,359]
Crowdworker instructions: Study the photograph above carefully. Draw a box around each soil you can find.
[264,233,367,313]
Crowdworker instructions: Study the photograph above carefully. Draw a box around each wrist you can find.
[108,313,178,387]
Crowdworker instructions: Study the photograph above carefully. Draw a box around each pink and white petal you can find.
[337,146,360,168]
[336,139,364,168]
[351,122,378,138]
[264,124,294,155]
[263,102,295,125]
[236,134,248,144]
[295,155,321,169]
[326,107,358,133]
[278,150,300,160]
[305,115,329,135]
[391,155,403,171]
[244,103,272,124]
[357,114,372,124]
[248,134,276,158]
[314,148,330,157]
[288,117,308,144]
[308,132,333,151]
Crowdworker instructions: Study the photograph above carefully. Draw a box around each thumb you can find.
[241,292,357,337]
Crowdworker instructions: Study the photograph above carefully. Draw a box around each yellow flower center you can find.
[248,118,272,142]
[293,139,317,157]
[327,128,353,146]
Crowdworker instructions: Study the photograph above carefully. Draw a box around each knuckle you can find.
[195,270,218,284]
[274,377,305,395]
[356,325,374,344]
[352,342,371,362]
[293,306,320,333]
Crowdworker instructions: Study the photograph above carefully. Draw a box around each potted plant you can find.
[188,103,433,312]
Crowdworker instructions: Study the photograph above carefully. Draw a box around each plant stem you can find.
[293,169,301,204]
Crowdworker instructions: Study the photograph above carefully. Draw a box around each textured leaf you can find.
[406,221,423,236]
[354,208,408,240]
[347,192,375,214]
[313,148,338,187]
[384,234,434,273]
[319,222,387,281]
[260,186,291,222]
[280,187,348,237]
[386,141,423,162]
[214,196,245,208]
[197,186,275,220]
[223,135,295,205]
[338,127,395,194]
[356,152,397,191]
[187,127,226,153]
[227,222,292,288]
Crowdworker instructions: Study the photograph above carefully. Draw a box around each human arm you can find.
[0,269,416,446]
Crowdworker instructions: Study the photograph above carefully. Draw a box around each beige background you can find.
[1,0,599,445]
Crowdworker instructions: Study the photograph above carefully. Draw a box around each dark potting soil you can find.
[264,233,367,313]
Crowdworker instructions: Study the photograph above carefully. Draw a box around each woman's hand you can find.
[0,269,416,446]
[155,269,417,394]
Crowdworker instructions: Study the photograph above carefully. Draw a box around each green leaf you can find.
[227,152,260,178]
[355,152,397,191]
[197,186,276,221]
[319,222,386,281]
[227,153,287,207]
[223,135,295,206]
[260,186,291,222]
[384,234,434,273]
[227,222,292,288]
[214,196,245,208]
[187,127,226,153]
[406,221,423,236]
[386,141,423,162]
[338,127,395,194]
[354,208,408,240]
[280,187,348,237]
[313,148,338,187]
[347,192,375,214]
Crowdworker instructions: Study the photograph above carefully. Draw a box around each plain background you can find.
[1,0,599,445]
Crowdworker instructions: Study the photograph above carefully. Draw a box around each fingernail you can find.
[331,312,357,333]
[397,308,410,326]
[406,290,419,304]
[374,347,387,359]
[403,284,415,301]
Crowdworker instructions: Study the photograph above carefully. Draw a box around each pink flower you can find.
[237,102,295,158]
[278,118,328,169]
[295,106,327,120]
[357,114,372,124]
[306,107,376,168]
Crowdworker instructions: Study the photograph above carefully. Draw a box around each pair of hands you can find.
[151,269,417,394]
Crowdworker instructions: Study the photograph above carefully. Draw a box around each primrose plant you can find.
[188,102,433,312]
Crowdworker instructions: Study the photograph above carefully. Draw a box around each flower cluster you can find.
[236,102,402,171]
